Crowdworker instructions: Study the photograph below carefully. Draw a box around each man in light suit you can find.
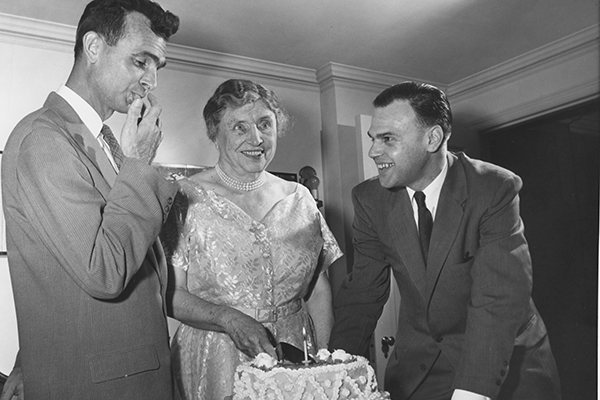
[329,82,561,400]
[1,1,180,399]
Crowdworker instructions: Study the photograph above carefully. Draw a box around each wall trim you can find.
[449,24,599,131]
[166,45,319,90]
[449,24,600,100]
[0,12,74,53]
[1,11,597,125]
[315,25,598,130]
[476,85,598,133]
[316,62,448,93]
[0,12,319,90]
[0,13,74,44]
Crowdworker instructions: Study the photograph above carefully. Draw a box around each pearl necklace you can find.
[215,164,265,191]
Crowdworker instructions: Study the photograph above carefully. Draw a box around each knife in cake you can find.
[279,342,315,365]
[265,328,283,362]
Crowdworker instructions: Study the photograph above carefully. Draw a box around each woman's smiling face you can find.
[216,99,278,180]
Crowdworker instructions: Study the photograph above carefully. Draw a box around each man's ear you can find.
[82,31,103,64]
[426,125,444,153]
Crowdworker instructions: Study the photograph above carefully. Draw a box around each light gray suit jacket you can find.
[2,93,179,399]
[330,152,560,400]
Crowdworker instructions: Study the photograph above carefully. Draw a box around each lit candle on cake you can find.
[302,326,309,364]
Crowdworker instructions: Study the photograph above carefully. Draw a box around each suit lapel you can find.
[48,93,168,313]
[426,154,468,299]
[387,187,428,299]
[46,93,118,187]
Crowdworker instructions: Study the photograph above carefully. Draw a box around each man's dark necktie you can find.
[414,191,433,262]
[101,124,124,169]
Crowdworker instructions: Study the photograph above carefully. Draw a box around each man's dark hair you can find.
[373,81,453,139]
[74,0,179,60]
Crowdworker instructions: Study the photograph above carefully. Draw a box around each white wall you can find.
[0,257,18,374]
[105,65,326,176]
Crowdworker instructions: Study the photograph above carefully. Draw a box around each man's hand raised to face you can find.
[121,93,163,165]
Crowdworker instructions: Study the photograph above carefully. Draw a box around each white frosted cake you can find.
[233,349,390,400]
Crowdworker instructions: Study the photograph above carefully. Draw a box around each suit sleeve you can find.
[329,185,391,356]
[15,126,178,299]
[455,174,533,397]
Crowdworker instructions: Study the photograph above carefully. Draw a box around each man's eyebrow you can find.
[135,51,167,69]
[368,131,393,139]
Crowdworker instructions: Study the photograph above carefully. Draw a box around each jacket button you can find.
[435,336,443,343]
[496,379,502,386]
[420,364,427,372]
[500,370,506,376]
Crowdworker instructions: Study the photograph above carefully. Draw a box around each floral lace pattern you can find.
[166,178,342,400]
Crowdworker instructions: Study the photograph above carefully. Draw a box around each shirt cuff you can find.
[452,389,491,400]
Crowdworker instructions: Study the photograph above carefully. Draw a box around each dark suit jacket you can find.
[2,93,179,399]
[330,152,560,400]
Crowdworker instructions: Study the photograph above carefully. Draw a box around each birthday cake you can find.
[232,349,390,400]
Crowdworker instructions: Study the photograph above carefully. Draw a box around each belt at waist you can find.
[237,300,302,323]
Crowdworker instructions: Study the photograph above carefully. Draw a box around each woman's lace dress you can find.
[166,178,342,400]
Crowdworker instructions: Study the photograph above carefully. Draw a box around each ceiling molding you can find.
[454,24,599,131]
[0,12,319,90]
[0,12,73,42]
[474,83,599,133]
[449,24,599,100]
[313,24,598,105]
[166,45,319,90]
[0,12,73,52]
[2,11,597,121]
[316,62,448,94]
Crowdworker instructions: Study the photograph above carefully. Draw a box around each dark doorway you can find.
[481,100,599,400]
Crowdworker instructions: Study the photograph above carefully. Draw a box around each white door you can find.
[355,114,401,390]
[0,257,19,375]
[373,275,401,389]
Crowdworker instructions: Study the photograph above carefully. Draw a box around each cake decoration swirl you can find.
[233,349,391,399]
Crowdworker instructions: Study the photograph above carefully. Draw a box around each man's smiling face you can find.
[368,99,432,190]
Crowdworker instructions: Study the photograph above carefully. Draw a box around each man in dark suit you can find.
[329,82,561,400]
[1,1,180,399]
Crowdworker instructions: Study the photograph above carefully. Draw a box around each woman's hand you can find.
[219,309,276,359]
[167,267,276,359]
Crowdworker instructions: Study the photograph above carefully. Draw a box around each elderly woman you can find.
[165,79,342,400]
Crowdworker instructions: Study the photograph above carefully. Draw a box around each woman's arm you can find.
[166,265,276,358]
[304,271,334,350]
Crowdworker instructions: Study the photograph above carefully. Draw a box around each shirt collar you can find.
[56,85,103,138]
[406,157,448,218]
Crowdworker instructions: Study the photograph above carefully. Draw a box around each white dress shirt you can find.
[56,85,119,172]
[406,159,448,226]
